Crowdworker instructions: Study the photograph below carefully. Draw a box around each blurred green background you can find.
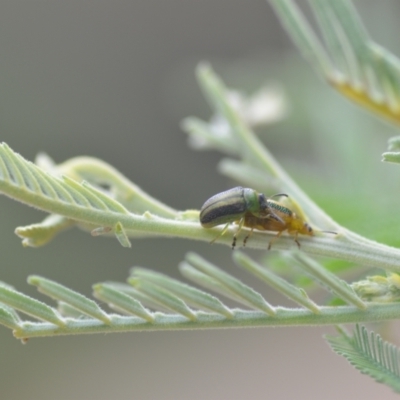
[1,1,400,399]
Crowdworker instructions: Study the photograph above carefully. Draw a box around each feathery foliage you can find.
[1,62,400,340]
[1,0,400,393]
[267,0,400,168]
[268,0,400,126]
[3,263,400,341]
[327,325,400,393]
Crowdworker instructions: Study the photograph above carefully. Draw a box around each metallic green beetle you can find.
[200,186,285,248]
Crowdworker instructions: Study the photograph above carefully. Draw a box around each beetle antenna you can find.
[269,193,288,199]
[315,230,337,235]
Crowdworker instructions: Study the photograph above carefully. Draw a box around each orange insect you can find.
[242,198,335,249]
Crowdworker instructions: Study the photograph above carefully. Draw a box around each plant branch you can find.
[12,304,400,339]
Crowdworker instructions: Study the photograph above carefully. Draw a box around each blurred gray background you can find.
[1,1,400,399]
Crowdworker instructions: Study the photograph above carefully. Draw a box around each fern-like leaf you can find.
[1,254,400,340]
[0,142,129,219]
[326,325,400,393]
[268,0,400,125]
[47,154,177,218]
[0,142,205,247]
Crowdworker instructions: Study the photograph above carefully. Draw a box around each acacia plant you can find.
[1,0,400,393]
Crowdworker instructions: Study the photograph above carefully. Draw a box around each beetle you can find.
[242,198,336,249]
[199,186,286,248]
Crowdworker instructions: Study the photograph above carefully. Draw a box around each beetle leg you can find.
[267,230,283,250]
[231,218,245,249]
[210,222,230,245]
[243,227,254,247]
[294,233,301,249]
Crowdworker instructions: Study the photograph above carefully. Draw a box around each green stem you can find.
[57,156,177,218]
[196,64,338,229]
[14,303,400,338]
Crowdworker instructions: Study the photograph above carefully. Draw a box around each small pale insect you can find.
[242,198,336,249]
[199,186,285,249]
